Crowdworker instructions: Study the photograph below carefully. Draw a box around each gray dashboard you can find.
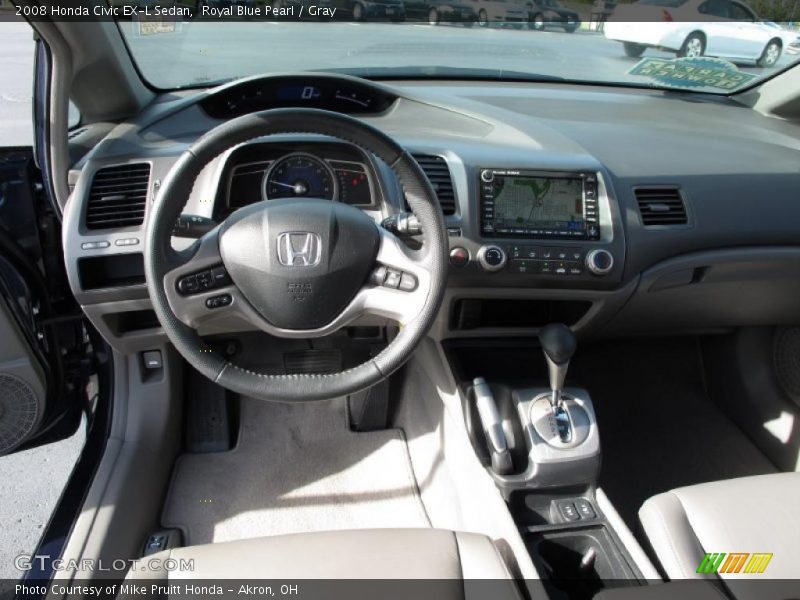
[62,73,800,353]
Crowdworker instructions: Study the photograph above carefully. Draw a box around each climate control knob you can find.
[477,245,507,272]
[586,249,614,275]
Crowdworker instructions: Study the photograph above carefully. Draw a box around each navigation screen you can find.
[487,175,584,235]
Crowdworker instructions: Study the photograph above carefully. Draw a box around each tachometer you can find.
[263,153,336,201]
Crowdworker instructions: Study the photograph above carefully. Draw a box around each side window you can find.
[698,0,730,18]
[729,2,755,20]
[0,17,35,146]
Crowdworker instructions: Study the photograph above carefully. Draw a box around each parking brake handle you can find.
[472,377,514,475]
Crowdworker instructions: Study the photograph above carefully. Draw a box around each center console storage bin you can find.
[525,526,638,600]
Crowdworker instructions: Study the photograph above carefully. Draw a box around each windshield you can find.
[116,2,799,94]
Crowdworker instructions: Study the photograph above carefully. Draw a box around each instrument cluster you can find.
[217,142,376,219]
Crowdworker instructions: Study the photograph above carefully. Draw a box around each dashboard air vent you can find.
[85,163,151,230]
[412,154,456,215]
[635,187,687,226]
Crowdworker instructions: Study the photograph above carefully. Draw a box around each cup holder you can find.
[526,527,636,600]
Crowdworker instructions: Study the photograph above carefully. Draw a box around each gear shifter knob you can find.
[539,323,577,366]
[539,324,577,409]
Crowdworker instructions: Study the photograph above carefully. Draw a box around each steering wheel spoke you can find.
[359,228,432,325]
[162,228,246,330]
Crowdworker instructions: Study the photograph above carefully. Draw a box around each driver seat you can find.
[121,528,521,596]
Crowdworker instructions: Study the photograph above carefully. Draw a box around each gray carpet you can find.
[162,397,431,546]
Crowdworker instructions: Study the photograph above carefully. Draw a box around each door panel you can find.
[0,148,87,456]
[0,272,48,454]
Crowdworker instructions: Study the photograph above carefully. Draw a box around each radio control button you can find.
[477,245,507,272]
[567,249,584,261]
[512,260,533,274]
[481,170,495,183]
[586,249,614,275]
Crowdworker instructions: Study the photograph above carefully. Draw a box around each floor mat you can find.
[162,397,431,546]
[569,338,778,535]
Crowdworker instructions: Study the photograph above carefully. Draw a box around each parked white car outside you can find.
[604,0,786,67]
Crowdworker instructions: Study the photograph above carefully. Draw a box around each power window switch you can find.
[142,350,163,370]
[575,499,596,519]
[556,501,581,522]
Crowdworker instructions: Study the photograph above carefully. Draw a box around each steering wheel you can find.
[144,109,448,402]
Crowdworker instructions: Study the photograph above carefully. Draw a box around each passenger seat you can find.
[639,472,800,580]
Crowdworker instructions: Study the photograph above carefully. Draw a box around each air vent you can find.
[635,187,687,226]
[412,154,456,215]
[85,163,150,230]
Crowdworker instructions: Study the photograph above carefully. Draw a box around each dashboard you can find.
[200,76,395,119]
[62,72,800,353]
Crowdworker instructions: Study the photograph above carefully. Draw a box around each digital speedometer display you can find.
[263,154,336,201]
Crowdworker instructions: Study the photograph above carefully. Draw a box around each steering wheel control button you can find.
[369,266,388,286]
[177,275,200,294]
[586,249,614,275]
[177,265,231,295]
[383,268,402,289]
[206,294,232,309]
[398,273,418,292]
[211,266,232,287]
[115,238,140,247]
[449,247,470,268]
[196,271,213,291]
[477,245,507,272]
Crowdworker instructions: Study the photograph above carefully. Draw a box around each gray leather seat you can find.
[639,472,800,580]
[122,528,521,598]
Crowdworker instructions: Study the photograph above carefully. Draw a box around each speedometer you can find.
[263,153,336,201]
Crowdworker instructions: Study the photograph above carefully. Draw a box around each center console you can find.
[450,324,648,598]
[446,168,625,291]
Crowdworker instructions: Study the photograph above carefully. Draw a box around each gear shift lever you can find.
[539,323,577,409]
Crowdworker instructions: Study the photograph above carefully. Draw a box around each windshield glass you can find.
[116,1,799,94]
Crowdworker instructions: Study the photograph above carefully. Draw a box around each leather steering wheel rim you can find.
[145,108,448,401]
